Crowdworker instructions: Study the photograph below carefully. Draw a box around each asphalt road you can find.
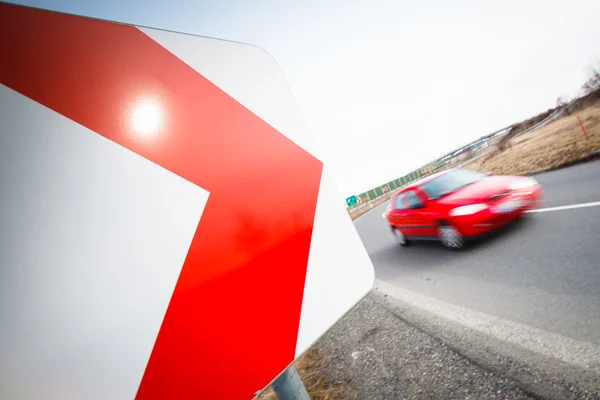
[354,160,600,346]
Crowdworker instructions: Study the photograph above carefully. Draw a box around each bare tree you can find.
[556,95,568,108]
[582,62,600,95]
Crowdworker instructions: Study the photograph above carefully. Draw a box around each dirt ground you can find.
[465,104,600,175]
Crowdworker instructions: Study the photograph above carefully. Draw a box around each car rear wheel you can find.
[438,223,465,249]
[393,228,410,247]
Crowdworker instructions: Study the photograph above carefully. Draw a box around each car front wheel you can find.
[438,224,465,249]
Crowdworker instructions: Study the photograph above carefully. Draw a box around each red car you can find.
[384,168,543,248]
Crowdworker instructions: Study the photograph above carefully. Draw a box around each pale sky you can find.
[8,0,600,196]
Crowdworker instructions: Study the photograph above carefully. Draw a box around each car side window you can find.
[406,191,423,209]
[393,194,405,210]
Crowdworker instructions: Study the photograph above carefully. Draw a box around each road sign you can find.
[346,195,357,207]
[0,4,374,400]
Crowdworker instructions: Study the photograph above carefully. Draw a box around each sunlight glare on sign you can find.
[131,98,163,138]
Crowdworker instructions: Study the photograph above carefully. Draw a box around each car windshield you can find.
[420,169,486,200]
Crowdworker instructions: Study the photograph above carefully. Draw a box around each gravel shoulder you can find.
[310,294,539,400]
[261,279,599,400]
[372,286,600,400]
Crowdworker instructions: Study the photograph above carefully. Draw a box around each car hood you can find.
[437,176,518,205]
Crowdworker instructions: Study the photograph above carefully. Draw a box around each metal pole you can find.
[271,366,311,400]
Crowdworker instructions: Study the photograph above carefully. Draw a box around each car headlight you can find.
[449,204,488,216]
[509,177,538,191]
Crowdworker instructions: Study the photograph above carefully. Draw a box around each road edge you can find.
[371,285,600,400]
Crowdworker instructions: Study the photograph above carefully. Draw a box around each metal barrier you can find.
[513,106,566,139]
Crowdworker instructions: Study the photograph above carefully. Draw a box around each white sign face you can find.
[0,3,374,400]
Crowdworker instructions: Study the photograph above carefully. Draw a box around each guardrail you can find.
[513,106,566,139]
[348,169,447,216]
[348,194,391,215]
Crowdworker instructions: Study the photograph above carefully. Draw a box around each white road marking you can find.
[375,279,600,371]
[527,201,600,213]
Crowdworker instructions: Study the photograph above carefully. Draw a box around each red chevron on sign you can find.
[0,3,323,399]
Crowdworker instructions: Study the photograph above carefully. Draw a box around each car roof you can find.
[393,168,455,195]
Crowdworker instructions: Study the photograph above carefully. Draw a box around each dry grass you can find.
[465,104,600,175]
[256,347,345,400]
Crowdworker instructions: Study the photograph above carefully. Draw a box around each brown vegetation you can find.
[257,347,345,400]
[497,108,558,151]
[567,85,600,114]
[465,101,600,176]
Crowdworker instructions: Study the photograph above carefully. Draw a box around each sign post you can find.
[271,366,311,400]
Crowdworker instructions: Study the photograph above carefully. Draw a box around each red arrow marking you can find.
[0,4,323,399]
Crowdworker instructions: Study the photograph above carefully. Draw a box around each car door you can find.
[401,190,430,237]
[389,191,425,238]
[388,193,408,231]
[411,188,438,237]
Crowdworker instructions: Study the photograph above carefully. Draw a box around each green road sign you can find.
[346,195,357,207]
